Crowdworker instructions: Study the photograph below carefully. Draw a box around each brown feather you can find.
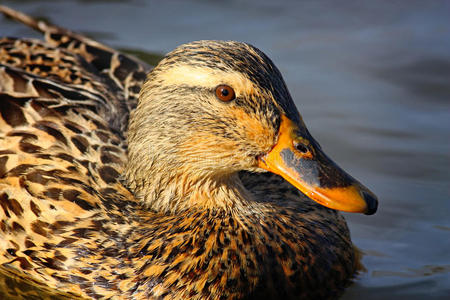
[0,5,361,299]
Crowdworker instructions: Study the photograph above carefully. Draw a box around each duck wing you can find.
[0,6,144,295]
[0,5,151,132]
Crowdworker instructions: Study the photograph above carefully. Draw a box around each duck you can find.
[0,5,378,300]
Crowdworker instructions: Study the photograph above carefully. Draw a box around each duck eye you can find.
[215,85,236,102]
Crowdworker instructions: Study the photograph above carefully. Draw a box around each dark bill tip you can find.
[362,190,378,215]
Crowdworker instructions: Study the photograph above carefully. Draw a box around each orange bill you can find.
[258,114,378,215]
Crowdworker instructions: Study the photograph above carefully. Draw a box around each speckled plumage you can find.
[0,6,362,299]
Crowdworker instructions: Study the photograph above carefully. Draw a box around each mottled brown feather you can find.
[0,5,360,300]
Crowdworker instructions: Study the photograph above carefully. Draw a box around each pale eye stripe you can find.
[158,65,256,96]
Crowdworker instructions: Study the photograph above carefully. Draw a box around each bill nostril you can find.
[294,141,308,154]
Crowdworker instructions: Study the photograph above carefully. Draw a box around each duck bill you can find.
[258,115,378,215]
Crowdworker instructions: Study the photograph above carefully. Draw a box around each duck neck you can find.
[126,165,255,214]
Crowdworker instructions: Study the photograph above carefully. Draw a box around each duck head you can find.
[126,41,377,215]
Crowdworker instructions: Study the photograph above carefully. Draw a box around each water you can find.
[1,0,449,298]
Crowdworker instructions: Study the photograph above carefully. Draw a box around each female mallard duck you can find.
[0,5,377,300]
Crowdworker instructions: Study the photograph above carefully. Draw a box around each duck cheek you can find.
[177,135,242,169]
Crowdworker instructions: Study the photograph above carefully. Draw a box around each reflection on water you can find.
[376,58,450,101]
[372,264,450,278]
[1,0,449,299]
